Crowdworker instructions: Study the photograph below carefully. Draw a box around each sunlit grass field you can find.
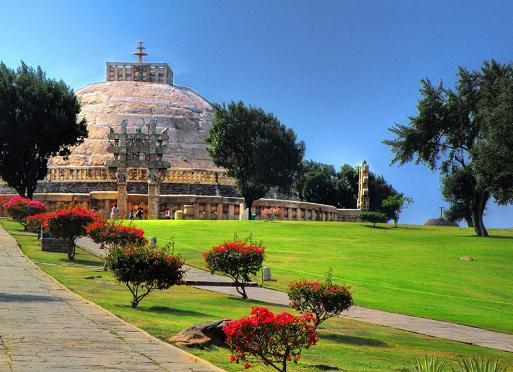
[132,220,513,334]
[2,218,513,371]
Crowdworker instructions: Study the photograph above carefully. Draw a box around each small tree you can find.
[206,101,305,213]
[107,245,185,308]
[87,219,146,249]
[381,194,413,227]
[203,240,265,299]
[288,272,353,328]
[3,196,46,230]
[28,208,97,261]
[223,307,318,372]
[358,211,387,227]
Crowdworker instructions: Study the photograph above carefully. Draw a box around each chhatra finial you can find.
[133,41,148,63]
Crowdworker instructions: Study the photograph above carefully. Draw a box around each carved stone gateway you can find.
[107,119,170,219]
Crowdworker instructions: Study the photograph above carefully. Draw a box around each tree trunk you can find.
[67,240,76,261]
[245,198,254,221]
[464,214,474,228]
[471,190,489,237]
[478,191,489,237]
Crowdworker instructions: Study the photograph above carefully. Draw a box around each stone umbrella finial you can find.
[133,41,148,63]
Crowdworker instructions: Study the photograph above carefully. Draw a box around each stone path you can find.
[77,238,513,354]
[0,227,221,372]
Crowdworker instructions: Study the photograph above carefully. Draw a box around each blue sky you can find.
[1,0,512,227]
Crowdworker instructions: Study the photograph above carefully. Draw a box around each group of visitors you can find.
[109,205,172,220]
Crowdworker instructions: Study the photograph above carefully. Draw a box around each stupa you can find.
[0,43,365,221]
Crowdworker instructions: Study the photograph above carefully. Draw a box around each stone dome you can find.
[49,81,216,169]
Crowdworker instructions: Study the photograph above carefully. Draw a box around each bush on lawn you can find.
[86,219,146,249]
[107,245,185,309]
[288,271,353,327]
[358,211,387,227]
[28,208,98,261]
[223,307,318,372]
[414,356,508,372]
[203,239,265,299]
[3,195,46,230]
[261,207,281,221]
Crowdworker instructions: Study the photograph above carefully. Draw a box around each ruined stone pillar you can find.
[228,204,235,220]
[205,203,211,220]
[117,182,128,219]
[147,182,159,220]
[296,207,302,221]
[217,203,223,220]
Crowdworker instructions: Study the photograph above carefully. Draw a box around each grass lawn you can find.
[2,218,513,371]
[131,220,513,334]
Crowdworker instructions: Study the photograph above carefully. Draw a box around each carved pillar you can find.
[228,204,235,220]
[117,182,128,219]
[296,208,302,221]
[148,182,160,220]
[205,203,211,220]
[217,203,223,220]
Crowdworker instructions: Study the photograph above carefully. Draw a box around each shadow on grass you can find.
[59,258,105,267]
[461,234,513,240]
[321,333,388,348]
[137,305,208,317]
[363,225,392,230]
[225,296,289,308]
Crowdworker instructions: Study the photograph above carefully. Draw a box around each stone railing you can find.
[37,166,235,185]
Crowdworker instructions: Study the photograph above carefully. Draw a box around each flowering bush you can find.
[86,219,146,249]
[223,307,318,371]
[288,271,353,327]
[260,207,281,221]
[106,245,185,308]
[28,208,98,261]
[0,195,12,217]
[203,240,265,299]
[3,195,46,229]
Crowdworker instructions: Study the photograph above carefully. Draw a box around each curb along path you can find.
[0,227,221,372]
[77,238,513,354]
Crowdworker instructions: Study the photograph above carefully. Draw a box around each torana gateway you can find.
[0,43,369,221]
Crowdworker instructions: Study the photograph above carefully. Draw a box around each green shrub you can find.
[454,357,507,372]
[413,356,446,372]
[358,211,387,227]
[107,245,185,308]
[288,271,353,327]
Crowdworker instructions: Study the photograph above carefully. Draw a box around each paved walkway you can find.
[0,227,221,372]
[78,238,513,354]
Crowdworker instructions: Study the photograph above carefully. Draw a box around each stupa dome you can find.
[49,81,215,169]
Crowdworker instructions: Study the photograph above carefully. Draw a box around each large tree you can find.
[384,60,513,236]
[206,101,305,213]
[0,62,87,198]
[441,169,474,227]
[296,161,338,206]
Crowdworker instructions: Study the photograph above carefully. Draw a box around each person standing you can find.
[135,207,143,220]
[110,204,119,220]
[129,209,134,220]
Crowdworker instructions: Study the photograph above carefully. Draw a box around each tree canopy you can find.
[384,60,513,236]
[296,161,400,214]
[0,62,87,197]
[206,101,305,212]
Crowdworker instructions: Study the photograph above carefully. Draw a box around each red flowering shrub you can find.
[0,195,12,217]
[260,207,281,221]
[28,208,98,261]
[223,307,318,371]
[86,219,146,249]
[3,195,46,229]
[106,245,185,308]
[288,271,353,327]
[203,240,265,299]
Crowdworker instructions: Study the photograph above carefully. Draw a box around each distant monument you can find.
[357,160,370,211]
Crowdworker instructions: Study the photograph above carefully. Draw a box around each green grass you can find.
[130,220,513,334]
[3,218,513,372]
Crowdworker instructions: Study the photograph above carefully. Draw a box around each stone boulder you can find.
[424,218,459,227]
[170,319,229,348]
